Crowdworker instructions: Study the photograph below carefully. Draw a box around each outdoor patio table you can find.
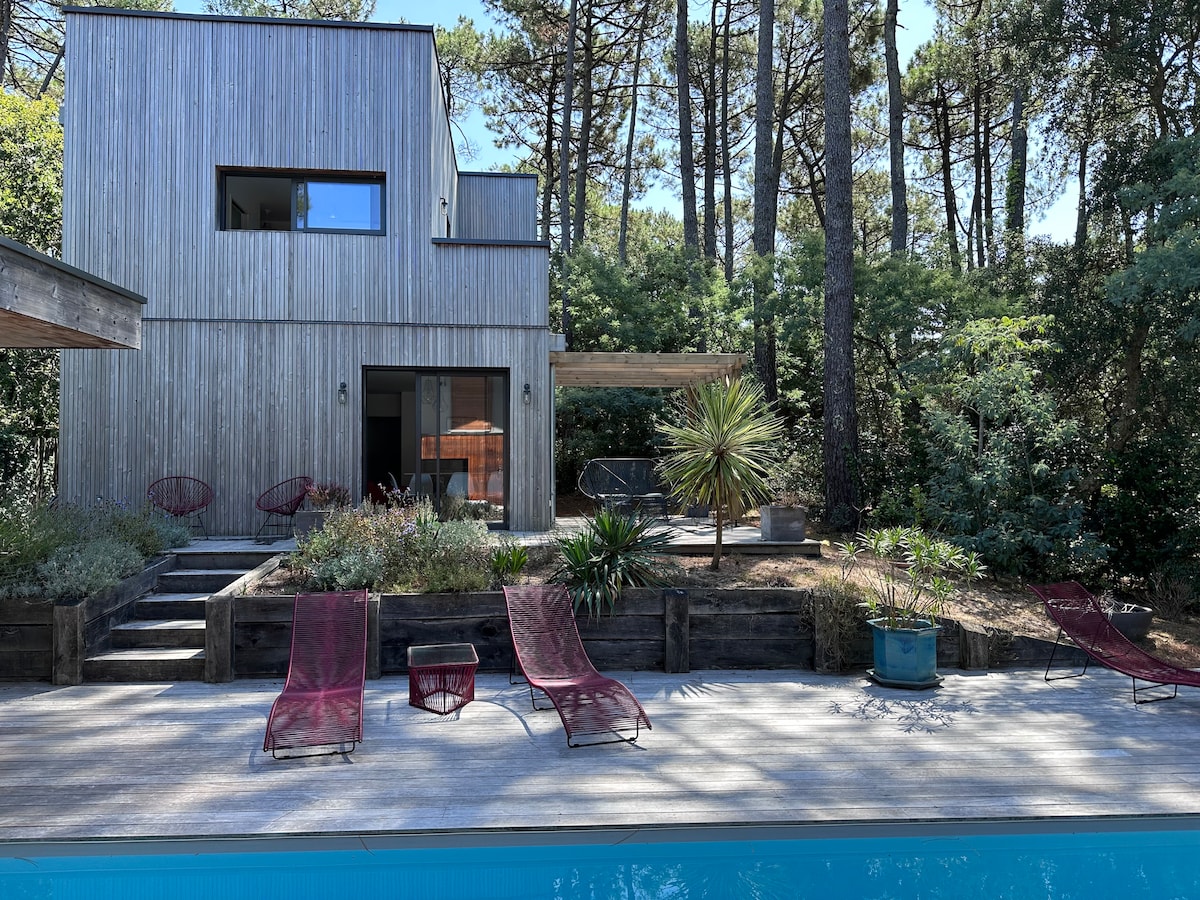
[407,643,479,715]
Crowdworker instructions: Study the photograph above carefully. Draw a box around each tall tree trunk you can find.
[571,7,593,246]
[822,0,859,530]
[720,0,734,282]
[937,79,961,272]
[752,0,778,401]
[972,81,984,269]
[883,0,907,255]
[982,86,994,263]
[1005,81,1027,237]
[560,0,577,343]
[702,0,719,259]
[541,93,556,242]
[617,19,646,265]
[1074,138,1091,250]
[677,0,700,252]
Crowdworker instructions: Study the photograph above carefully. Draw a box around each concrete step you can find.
[154,568,243,593]
[173,550,281,570]
[83,648,205,682]
[133,592,208,619]
[111,619,206,649]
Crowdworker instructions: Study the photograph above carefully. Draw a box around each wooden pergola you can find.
[0,236,145,349]
[550,351,746,388]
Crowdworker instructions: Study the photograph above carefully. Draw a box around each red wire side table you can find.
[407,643,479,714]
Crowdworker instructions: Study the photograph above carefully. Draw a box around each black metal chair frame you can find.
[577,458,670,520]
[254,476,312,543]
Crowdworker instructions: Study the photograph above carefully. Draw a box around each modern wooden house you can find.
[58,8,555,533]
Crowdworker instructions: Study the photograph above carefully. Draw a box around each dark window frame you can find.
[218,168,386,235]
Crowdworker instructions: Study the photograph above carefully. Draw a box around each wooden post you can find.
[52,600,85,686]
[205,595,234,683]
[958,620,991,670]
[367,594,381,680]
[663,589,689,673]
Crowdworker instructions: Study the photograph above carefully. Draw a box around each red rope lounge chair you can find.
[147,476,213,538]
[1029,581,1200,704]
[263,589,368,757]
[254,475,313,542]
[503,584,651,747]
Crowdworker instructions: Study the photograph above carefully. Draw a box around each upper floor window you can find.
[220,170,385,234]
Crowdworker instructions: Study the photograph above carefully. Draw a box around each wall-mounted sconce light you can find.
[522,383,532,405]
[338,381,348,405]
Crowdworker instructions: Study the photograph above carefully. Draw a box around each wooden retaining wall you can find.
[227,587,828,679]
[0,556,175,683]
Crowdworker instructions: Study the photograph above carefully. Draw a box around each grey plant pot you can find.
[759,505,806,542]
[1108,603,1154,641]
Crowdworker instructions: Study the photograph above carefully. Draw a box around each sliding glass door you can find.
[363,368,507,526]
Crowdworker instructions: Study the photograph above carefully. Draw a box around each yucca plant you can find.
[656,377,784,569]
[554,508,673,618]
[838,526,986,628]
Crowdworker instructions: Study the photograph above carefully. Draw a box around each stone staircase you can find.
[83,547,279,682]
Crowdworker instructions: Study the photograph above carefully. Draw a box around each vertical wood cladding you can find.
[60,10,553,533]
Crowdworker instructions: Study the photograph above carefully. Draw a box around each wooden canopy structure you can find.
[550,351,746,388]
[0,236,145,349]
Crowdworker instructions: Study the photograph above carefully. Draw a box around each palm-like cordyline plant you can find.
[656,377,784,569]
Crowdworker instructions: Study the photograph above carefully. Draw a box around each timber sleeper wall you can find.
[0,556,175,683]
[224,588,838,679]
[217,587,1064,683]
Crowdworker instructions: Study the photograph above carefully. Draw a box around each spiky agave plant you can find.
[656,377,784,569]
[554,508,673,618]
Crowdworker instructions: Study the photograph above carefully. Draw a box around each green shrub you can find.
[555,508,675,618]
[292,500,496,593]
[0,501,187,601]
[37,538,143,601]
[490,541,528,587]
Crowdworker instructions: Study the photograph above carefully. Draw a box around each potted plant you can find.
[1101,592,1155,641]
[839,526,985,689]
[295,481,352,538]
[759,453,809,542]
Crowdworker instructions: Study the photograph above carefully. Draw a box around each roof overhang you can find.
[0,237,145,349]
[550,351,746,388]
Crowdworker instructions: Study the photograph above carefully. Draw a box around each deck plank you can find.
[2,669,1200,841]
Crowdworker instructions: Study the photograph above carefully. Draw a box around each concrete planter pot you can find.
[867,618,943,689]
[1107,603,1154,641]
[293,509,332,539]
[759,505,806,542]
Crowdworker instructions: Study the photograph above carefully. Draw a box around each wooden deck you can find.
[3,667,1200,842]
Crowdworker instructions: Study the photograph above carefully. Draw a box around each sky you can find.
[176,0,1076,242]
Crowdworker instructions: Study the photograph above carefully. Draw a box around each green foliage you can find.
[563,245,734,354]
[0,93,65,505]
[0,92,62,252]
[655,377,784,568]
[555,387,667,494]
[839,526,985,628]
[36,538,144,601]
[554,508,674,619]
[910,316,1106,577]
[293,500,495,593]
[0,501,187,601]
[489,541,528,588]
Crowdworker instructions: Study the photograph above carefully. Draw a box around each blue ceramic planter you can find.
[867,618,942,688]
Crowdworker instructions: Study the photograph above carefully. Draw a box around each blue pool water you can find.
[3,820,1200,899]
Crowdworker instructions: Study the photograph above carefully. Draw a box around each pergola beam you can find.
[550,351,745,388]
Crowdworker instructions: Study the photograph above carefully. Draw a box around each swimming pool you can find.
[4,818,1199,899]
